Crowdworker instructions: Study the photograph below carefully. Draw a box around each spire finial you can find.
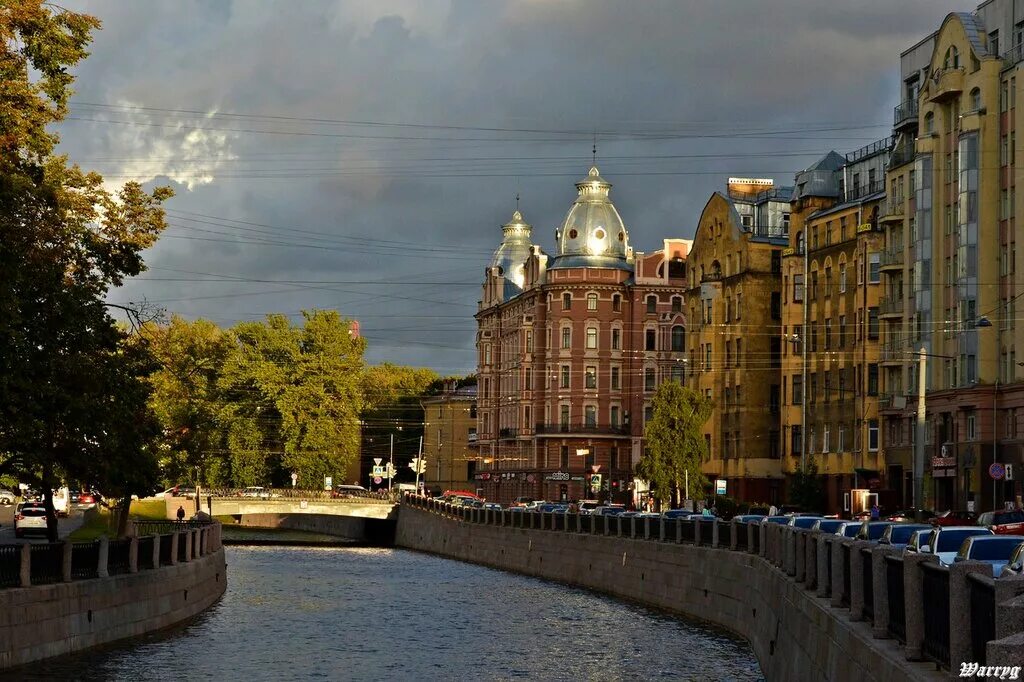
[592,131,597,166]
[515,192,520,211]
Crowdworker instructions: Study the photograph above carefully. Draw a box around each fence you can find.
[0,522,222,591]
[401,493,1024,669]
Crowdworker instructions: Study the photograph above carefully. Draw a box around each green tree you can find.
[144,317,232,487]
[217,311,365,487]
[637,382,713,508]
[0,1,172,539]
[788,457,826,512]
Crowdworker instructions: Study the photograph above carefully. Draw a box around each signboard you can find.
[372,465,384,477]
[324,476,332,491]
[373,458,383,466]
[931,457,956,469]
[373,476,382,485]
[715,479,727,495]
[300,500,308,509]
[591,465,601,473]
[990,463,1007,480]
[589,474,603,494]
[290,472,298,488]
[967,500,976,512]
[544,472,570,481]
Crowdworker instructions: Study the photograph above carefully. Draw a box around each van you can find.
[52,487,69,518]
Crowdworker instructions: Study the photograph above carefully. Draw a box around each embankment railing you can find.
[401,493,1024,669]
[0,520,223,589]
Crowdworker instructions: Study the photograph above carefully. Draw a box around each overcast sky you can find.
[60,0,965,374]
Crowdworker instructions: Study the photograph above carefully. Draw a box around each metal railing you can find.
[107,539,131,576]
[879,297,904,316]
[893,99,919,127]
[534,423,629,435]
[921,562,951,668]
[159,534,174,566]
[699,520,714,545]
[969,573,996,664]
[844,179,885,203]
[0,545,20,588]
[29,544,63,585]
[885,555,906,643]
[71,542,99,580]
[138,536,155,570]
[846,136,894,164]
[718,522,732,548]
[879,248,904,267]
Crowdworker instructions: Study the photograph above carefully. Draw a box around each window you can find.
[868,307,879,339]
[770,291,781,320]
[867,363,879,396]
[484,344,492,364]
[868,419,879,452]
[868,253,881,283]
[611,328,621,350]
[562,292,572,310]
[560,365,570,389]
[671,364,683,383]
[587,293,597,311]
[525,331,533,353]
[771,250,782,274]
[671,325,685,351]
[839,315,846,348]
[924,111,934,134]
[735,338,742,367]
[705,344,711,368]
[525,369,532,391]
[612,294,621,312]
[585,365,597,389]
[823,424,830,453]
[735,292,742,320]
[791,425,803,457]
[560,405,570,427]
[646,295,657,313]
[610,445,619,469]
[793,274,804,301]
[561,326,571,349]
[796,231,804,254]
[967,413,977,441]
[792,375,803,404]
[671,296,682,313]
[644,367,656,392]
[611,406,620,428]
[769,385,780,413]
[560,445,569,469]
[839,263,847,293]
[645,328,656,351]
[586,327,598,349]
[584,405,597,427]
[611,366,620,390]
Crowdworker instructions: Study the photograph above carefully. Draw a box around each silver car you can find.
[0,489,15,505]
[954,535,1024,577]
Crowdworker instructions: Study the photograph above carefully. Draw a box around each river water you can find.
[18,547,763,681]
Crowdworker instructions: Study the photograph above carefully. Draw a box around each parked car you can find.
[593,505,627,516]
[855,521,896,541]
[932,510,977,527]
[579,500,600,514]
[788,516,824,529]
[1001,542,1024,577]
[163,485,196,498]
[482,502,502,511]
[0,489,15,505]
[904,528,933,555]
[812,519,846,534]
[885,509,936,523]
[834,522,863,538]
[977,509,1024,535]
[925,526,994,565]
[14,506,48,538]
[763,516,792,525]
[663,509,695,520]
[240,486,271,499]
[878,524,931,550]
[510,497,534,508]
[953,535,1024,577]
[734,514,766,524]
[333,484,367,498]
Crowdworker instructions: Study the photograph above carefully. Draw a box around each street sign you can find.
[589,474,602,493]
[989,462,1007,480]
[373,458,383,466]
[373,476,382,485]
[715,479,727,495]
[324,476,332,490]
[1007,464,1015,481]
[591,465,601,473]
[372,465,384,477]
[290,472,298,488]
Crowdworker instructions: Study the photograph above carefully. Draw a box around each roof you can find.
[547,254,635,272]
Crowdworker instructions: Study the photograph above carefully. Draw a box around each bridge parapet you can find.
[163,495,396,520]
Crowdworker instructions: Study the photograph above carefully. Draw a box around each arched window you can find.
[586,326,598,349]
[646,295,658,313]
[924,111,934,134]
[612,293,622,312]
[671,296,682,313]
[796,230,805,254]
[970,87,982,111]
[944,45,959,69]
[671,325,685,352]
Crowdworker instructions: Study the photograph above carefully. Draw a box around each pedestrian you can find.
[769,504,778,516]
[176,505,185,523]
[870,503,880,520]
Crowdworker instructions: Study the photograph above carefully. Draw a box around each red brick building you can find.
[473,167,690,504]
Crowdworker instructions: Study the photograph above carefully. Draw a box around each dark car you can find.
[933,510,977,526]
[885,509,936,523]
[977,509,1024,535]
[878,523,931,549]
[855,521,895,541]
[812,519,846,534]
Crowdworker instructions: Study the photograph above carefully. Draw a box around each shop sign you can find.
[545,472,570,481]
[570,475,585,482]
[931,456,955,469]
[474,473,491,481]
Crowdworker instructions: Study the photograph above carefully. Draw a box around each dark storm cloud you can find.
[59,0,964,372]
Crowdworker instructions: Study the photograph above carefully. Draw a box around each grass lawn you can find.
[67,498,171,541]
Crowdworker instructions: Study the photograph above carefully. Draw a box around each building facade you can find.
[473,167,690,504]
[684,182,789,505]
[420,382,478,496]
[880,6,1024,513]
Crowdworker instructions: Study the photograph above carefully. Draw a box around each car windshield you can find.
[967,538,1024,560]
[888,526,927,543]
[937,529,989,552]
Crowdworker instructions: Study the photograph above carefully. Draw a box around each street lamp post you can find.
[914,347,926,521]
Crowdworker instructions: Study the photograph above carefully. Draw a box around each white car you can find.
[15,505,48,538]
[922,526,994,566]
[240,486,271,499]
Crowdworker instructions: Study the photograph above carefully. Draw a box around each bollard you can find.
[747,523,756,555]
[676,518,683,544]
[96,536,109,578]
[816,536,831,598]
[129,536,139,573]
[804,530,818,590]
[151,534,161,568]
[62,541,73,582]
[630,516,637,539]
[785,528,797,576]
[759,522,767,558]
[830,539,847,607]
[794,530,805,582]
[730,521,739,551]
[643,517,651,540]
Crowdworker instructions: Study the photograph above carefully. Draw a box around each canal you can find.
[18,546,762,680]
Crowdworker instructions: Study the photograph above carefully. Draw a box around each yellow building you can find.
[880,7,1023,513]
[421,382,478,496]
[684,184,789,505]
[783,144,888,514]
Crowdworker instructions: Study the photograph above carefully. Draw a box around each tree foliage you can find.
[0,1,172,538]
[637,382,713,507]
[789,457,826,513]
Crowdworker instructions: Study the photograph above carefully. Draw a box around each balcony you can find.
[878,296,904,318]
[534,423,629,436]
[880,342,911,364]
[845,136,894,165]
[880,198,905,224]
[498,427,519,439]
[843,179,885,203]
[928,67,964,103]
[878,393,909,411]
[878,247,904,270]
[887,144,915,170]
[893,99,919,131]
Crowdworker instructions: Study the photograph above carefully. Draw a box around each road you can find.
[0,504,86,543]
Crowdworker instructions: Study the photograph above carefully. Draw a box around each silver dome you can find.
[489,209,532,289]
[555,166,629,261]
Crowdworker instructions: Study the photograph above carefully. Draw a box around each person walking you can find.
[176,505,186,523]
[870,503,880,521]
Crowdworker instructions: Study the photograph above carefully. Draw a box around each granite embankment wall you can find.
[0,528,226,669]
[239,513,396,545]
[395,505,940,682]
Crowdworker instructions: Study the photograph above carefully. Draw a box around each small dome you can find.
[554,166,629,263]
[489,209,532,289]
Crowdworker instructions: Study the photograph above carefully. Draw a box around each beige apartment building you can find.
[421,382,478,496]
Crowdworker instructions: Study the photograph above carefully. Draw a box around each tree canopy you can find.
[637,382,713,507]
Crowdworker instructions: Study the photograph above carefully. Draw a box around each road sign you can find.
[324,476,332,490]
[589,474,602,494]
[373,458,383,466]
[373,476,382,485]
[715,479,727,495]
[990,463,1007,480]
[1007,464,1015,481]
[591,465,601,473]
[372,465,384,477]
[290,472,298,488]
